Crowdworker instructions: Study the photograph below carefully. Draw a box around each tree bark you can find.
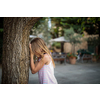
[2,17,42,84]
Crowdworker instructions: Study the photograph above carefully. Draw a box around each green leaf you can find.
[0,28,3,32]
[82,34,84,37]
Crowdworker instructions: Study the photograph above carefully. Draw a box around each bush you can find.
[52,42,61,49]
[67,52,77,59]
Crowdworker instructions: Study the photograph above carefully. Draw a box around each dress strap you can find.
[39,53,52,62]
[48,54,52,61]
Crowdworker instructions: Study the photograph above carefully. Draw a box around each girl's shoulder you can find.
[39,53,51,62]
[43,53,50,60]
[43,53,51,65]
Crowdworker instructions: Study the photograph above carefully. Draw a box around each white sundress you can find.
[38,54,58,84]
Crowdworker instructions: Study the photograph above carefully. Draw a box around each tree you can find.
[50,17,84,52]
[51,17,84,35]
[64,27,83,54]
[2,17,42,84]
[51,17,100,54]
[79,17,100,54]
[50,17,64,38]
[51,17,100,35]
[50,17,83,52]
[78,17,100,35]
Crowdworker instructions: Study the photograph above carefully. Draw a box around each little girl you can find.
[29,38,58,84]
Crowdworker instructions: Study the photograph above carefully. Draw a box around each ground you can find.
[28,62,100,84]
[0,62,100,84]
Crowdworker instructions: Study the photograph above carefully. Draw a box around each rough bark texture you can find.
[2,17,41,84]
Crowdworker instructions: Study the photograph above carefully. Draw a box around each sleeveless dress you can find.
[38,54,58,84]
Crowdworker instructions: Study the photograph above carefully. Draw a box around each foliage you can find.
[31,17,52,45]
[32,17,100,54]
[64,27,83,54]
[51,17,87,35]
[61,17,85,33]
[67,52,77,59]
[64,27,82,43]
[78,17,100,35]
[50,17,64,38]
[50,17,88,53]
[51,17,100,36]
[52,42,61,49]
[0,28,3,32]
[33,17,44,28]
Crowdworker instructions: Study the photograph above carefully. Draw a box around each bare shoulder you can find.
[43,54,50,60]
[43,54,51,64]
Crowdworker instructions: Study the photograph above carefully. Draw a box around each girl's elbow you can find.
[31,70,36,74]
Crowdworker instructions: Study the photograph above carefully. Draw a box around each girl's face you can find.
[34,48,42,58]
[35,51,40,58]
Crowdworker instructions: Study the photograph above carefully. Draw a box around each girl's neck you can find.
[38,53,46,59]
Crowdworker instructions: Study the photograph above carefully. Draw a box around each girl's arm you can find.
[35,57,40,66]
[29,43,48,74]
[30,54,48,74]
[35,61,38,67]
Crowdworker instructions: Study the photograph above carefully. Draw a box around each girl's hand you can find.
[29,43,34,56]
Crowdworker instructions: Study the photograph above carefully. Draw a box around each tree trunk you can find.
[2,17,42,84]
[73,43,75,54]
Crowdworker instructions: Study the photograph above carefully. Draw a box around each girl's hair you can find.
[30,38,55,68]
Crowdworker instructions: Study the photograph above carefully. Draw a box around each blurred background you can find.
[29,17,100,58]
[29,17,100,84]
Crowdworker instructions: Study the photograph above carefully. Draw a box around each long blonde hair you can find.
[30,38,55,68]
